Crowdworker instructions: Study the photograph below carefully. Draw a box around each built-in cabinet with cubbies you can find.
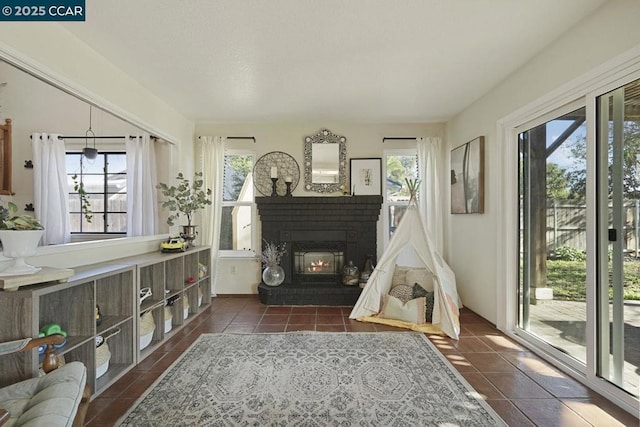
[136,246,211,360]
[0,246,212,399]
[0,264,136,397]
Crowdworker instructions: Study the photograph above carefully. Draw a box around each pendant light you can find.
[82,105,98,159]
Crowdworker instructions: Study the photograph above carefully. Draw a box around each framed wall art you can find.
[450,136,484,214]
[350,158,382,196]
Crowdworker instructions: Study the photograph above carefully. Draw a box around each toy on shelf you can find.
[37,323,67,354]
[198,263,208,279]
[160,237,186,253]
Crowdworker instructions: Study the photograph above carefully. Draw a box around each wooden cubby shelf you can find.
[0,245,212,399]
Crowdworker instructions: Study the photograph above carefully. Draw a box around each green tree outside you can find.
[546,162,570,200]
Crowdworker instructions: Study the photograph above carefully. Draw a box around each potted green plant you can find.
[0,200,45,275]
[156,172,212,247]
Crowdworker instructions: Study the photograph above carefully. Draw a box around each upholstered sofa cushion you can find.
[0,361,86,427]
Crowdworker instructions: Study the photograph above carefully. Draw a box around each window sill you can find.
[70,234,126,243]
[219,251,256,259]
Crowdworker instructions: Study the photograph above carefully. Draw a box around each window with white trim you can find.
[383,149,418,246]
[219,151,255,255]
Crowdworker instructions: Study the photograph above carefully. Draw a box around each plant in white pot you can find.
[0,200,44,275]
[156,172,212,248]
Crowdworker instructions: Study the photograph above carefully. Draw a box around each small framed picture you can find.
[350,158,382,196]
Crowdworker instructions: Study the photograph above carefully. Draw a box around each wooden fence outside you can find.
[546,199,640,257]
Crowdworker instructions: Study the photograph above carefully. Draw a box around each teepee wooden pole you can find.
[405,178,421,206]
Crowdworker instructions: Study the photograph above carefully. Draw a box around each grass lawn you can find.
[546,259,640,301]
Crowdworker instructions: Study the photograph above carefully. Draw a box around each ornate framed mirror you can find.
[303,129,347,193]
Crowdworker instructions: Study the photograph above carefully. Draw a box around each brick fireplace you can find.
[256,196,383,305]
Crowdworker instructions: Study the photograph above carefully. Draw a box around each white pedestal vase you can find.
[0,229,44,275]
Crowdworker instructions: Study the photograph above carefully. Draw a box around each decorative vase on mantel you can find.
[262,263,285,287]
[0,229,44,275]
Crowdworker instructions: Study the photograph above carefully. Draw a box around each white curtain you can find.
[126,133,158,236]
[417,136,443,254]
[199,136,226,296]
[32,133,70,245]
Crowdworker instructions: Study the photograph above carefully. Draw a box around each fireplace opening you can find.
[292,241,345,284]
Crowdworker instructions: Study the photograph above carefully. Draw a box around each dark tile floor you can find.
[85,296,639,426]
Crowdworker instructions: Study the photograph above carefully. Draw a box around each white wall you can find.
[446,0,640,323]
[0,61,144,217]
[196,121,446,294]
[0,24,195,266]
[0,24,193,156]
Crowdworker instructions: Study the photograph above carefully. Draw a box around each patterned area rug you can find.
[118,332,505,426]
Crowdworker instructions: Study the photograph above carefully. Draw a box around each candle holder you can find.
[285,181,292,197]
[270,177,278,197]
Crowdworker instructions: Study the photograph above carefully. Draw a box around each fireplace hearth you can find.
[256,196,382,305]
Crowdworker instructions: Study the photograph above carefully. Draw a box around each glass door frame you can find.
[496,53,640,416]
[595,84,638,394]
[513,99,590,377]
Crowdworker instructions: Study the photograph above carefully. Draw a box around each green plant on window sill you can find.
[72,174,93,224]
[0,200,43,230]
[156,172,212,227]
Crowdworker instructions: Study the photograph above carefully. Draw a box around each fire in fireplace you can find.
[292,242,345,284]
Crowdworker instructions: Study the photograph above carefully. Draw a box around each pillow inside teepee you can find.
[412,283,435,323]
[379,294,426,324]
[391,265,411,287]
[388,284,414,304]
[406,268,434,291]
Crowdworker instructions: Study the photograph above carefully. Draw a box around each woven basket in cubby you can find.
[96,329,120,379]
[164,306,173,333]
[95,341,111,379]
[139,311,155,350]
[183,295,189,319]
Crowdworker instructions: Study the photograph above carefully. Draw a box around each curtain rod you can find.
[198,136,256,143]
[30,135,158,140]
[383,137,417,142]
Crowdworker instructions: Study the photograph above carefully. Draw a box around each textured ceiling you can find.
[63,0,607,123]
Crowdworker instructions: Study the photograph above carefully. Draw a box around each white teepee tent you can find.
[349,200,461,339]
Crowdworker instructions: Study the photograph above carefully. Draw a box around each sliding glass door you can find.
[596,80,640,397]
[518,106,588,365]
[516,79,640,400]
